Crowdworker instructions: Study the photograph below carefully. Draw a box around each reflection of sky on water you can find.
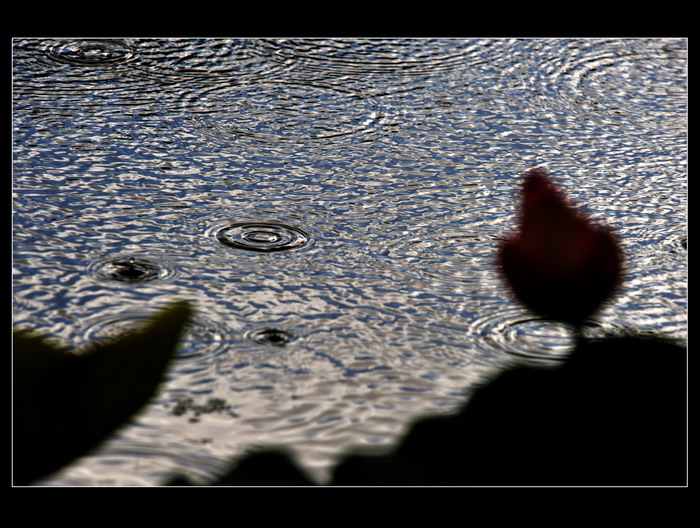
[13,38,686,485]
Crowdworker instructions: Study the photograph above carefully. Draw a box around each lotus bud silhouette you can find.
[497,168,623,326]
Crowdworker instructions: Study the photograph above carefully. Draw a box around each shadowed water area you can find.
[12,38,687,485]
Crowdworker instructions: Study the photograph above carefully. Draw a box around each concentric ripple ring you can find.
[89,256,171,283]
[46,39,135,66]
[215,222,310,252]
[248,328,295,347]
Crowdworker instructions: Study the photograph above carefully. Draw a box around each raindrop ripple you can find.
[45,39,136,66]
[215,222,310,253]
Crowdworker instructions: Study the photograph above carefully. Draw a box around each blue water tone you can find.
[13,38,687,485]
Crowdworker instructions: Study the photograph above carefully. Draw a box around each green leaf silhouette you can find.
[13,301,194,485]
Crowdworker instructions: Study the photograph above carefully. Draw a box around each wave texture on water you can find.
[13,38,686,485]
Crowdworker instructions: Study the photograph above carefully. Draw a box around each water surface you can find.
[13,38,687,485]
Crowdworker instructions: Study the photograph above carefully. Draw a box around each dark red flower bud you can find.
[497,168,623,325]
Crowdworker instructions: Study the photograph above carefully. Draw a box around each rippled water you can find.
[13,38,687,485]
